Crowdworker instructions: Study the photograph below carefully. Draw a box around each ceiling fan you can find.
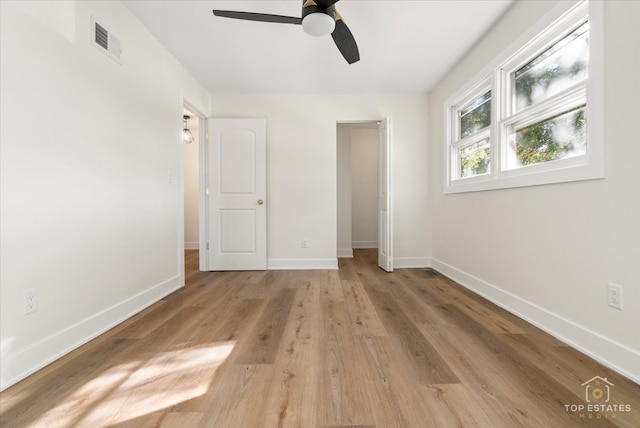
[212,0,360,64]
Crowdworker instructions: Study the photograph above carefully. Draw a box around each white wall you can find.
[429,0,640,382]
[211,94,431,269]
[0,0,211,389]
[351,127,379,248]
[336,124,352,258]
[183,112,199,250]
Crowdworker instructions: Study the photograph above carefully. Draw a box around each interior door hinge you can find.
[205,132,209,140]
[206,243,209,250]
[205,187,209,196]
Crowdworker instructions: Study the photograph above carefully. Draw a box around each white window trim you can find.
[444,0,604,194]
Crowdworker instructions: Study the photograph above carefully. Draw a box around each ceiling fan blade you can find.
[331,12,360,64]
[314,0,340,8]
[212,10,302,25]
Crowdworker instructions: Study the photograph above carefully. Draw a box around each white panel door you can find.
[207,118,266,270]
[378,117,393,272]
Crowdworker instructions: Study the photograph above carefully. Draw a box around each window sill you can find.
[445,158,604,194]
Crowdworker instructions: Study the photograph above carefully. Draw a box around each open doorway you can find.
[337,119,393,272]
[183,106,200,251]
[181,101,206,276]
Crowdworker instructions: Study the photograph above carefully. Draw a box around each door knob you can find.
[257,199,264,205]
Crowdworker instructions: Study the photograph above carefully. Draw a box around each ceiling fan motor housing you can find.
[301,3,336,37]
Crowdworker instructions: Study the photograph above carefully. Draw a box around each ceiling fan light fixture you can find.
[211,0,359,64]
[302,13,335,37]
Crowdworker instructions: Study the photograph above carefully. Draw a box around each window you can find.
[451,85,492,179]
[445,0,603,193]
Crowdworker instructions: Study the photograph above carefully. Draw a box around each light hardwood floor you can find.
[1,249,639,427]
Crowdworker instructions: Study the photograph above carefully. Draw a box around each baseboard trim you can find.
[352,241,377,249]
[268,258,338,270]
[337,248,354,258]
[430,257,640,384]
[184,242,199,250]
[0,276,182,391]
[394,256,431,269]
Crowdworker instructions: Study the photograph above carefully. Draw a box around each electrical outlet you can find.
[23,289,37,315]
[607,283,623,310]
[302,238,309,248]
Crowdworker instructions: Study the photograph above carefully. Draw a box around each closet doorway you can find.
[336,118,393,272]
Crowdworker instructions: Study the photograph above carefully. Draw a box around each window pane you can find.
[460,91,491,139]
[515,22,589,111]
[514,105,586,167]
[460,138,490,178]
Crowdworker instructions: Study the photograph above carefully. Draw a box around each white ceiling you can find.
[123,0,514,94]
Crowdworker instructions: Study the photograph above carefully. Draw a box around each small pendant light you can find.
[183,115,195,144]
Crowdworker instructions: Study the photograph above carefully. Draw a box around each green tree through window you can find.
[515,106,586,166]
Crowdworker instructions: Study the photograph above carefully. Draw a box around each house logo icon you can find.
[581,376,613,403]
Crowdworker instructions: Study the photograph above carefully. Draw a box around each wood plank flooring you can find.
[1,249,639,427]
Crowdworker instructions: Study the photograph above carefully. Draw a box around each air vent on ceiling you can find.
[91,16,121,64]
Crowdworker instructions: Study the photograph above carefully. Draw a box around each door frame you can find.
[336,118,393,271]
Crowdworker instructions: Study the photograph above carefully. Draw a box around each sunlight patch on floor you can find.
[31,360,140,427]
[31,342,235,427]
